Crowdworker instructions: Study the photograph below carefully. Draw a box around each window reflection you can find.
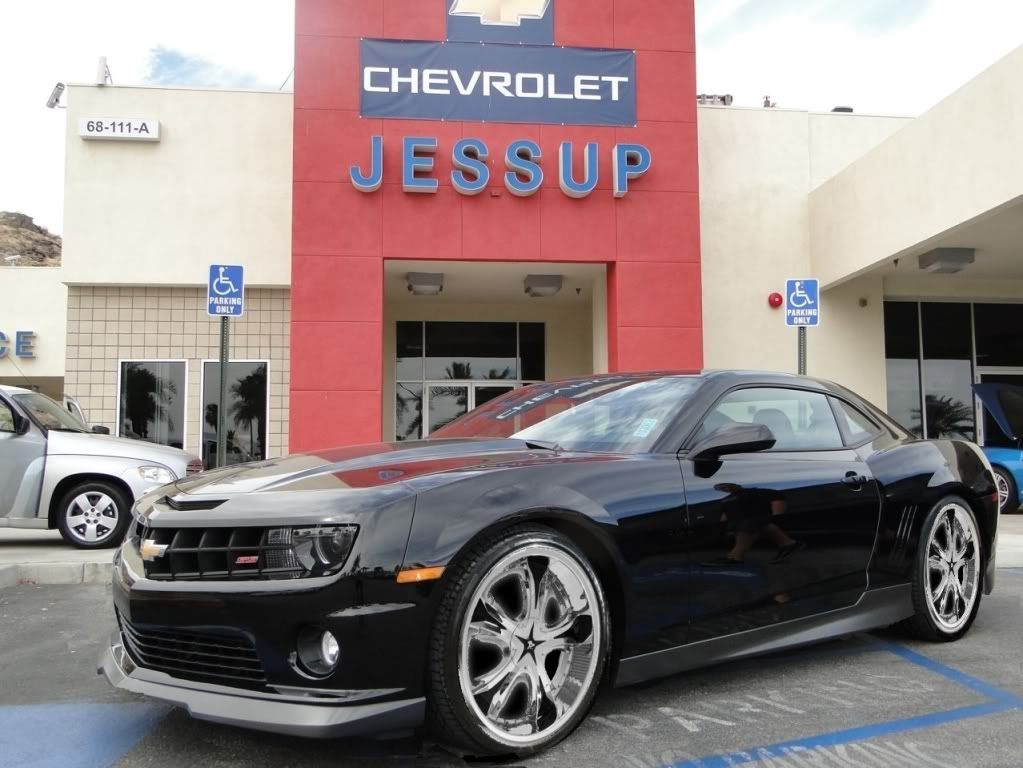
[395,382,423,441]
[203,361,268,469]
[119,361,186,448]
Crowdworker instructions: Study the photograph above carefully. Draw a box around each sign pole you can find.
[798,326,807,376]
[207,263,244,470]
[216,316,230,469]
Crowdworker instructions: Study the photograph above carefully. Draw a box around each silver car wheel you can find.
[457,543,602,748]
[65,492,119,544]
[995,472,1011,513]
[924,501,980,634]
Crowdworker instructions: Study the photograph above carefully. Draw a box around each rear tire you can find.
[901,496,983,642]
[993,467,1019,514]
[56,480,132,549]
[427,524,610,758]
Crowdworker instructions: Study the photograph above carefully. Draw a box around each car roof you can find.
[0,384,33,395]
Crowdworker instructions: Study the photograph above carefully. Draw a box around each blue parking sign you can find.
[785,279,820,327]
[207,265,245,317]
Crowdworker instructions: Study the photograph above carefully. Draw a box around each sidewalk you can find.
[0,529,114,588]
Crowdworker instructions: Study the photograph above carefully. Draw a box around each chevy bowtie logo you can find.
[140,539,169,561]
[449,0,551,26]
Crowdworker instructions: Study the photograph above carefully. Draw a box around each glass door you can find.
[423,382,517,437]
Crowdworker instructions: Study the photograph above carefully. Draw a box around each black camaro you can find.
[100,371,999,757]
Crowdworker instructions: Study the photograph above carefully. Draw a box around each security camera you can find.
[46,82,65,109]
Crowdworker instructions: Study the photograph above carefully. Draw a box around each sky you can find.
[1,0,1022,235]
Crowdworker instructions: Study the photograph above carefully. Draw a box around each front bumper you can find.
[98,631,425,738]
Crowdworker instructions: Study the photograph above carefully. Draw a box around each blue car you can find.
[974,382,1023,514]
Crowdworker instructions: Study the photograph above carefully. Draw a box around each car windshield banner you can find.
[360,39,637,127]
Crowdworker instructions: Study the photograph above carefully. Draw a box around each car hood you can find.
[171,438,578,498]
[973,383,1023,442]
[46,429,195,468]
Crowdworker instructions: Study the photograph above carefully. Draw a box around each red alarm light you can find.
[768,292,784,309]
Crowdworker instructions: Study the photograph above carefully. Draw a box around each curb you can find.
[0,561,113,588]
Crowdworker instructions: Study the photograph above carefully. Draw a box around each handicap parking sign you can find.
[207,265,245,317]
[785,279,820,327]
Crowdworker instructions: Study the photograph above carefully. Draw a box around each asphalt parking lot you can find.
[0,564,1020,768]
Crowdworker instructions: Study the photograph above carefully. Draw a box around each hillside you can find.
[0,212,61,266]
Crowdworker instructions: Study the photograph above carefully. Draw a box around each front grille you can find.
[118,613,266,688]
[141,526,304,581]
[186,459,204,476]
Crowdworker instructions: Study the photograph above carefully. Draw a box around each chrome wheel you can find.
[995,471,1011,513]
[457,543,602,748]
[924,502,980,634]
[65,492,119,544]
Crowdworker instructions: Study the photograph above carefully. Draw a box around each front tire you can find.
[903,496,983,642]
[993,467,1019,514]
[56,480,131,549]
[427,525,610,758]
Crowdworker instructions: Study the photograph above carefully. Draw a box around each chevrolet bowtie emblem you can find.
[140,539,169,561]
[449,0,551,26]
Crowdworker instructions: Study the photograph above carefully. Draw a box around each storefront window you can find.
[118,361,187,449]
[921,303,974,441]
[883,302,923,435]
[202,361,268,469]
[974,304,1023,367]
[395,322,545,440]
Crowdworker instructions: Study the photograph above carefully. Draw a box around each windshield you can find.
[433,375,702,453]
[13,392,88,432]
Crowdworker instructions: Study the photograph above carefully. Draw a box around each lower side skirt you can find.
[615,584,914,688]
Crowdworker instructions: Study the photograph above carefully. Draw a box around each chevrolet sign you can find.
[360,40,636,127]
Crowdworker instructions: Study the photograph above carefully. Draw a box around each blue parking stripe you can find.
[663,643,1023,768]
[0,702,168,768]
[881,642,1023,706]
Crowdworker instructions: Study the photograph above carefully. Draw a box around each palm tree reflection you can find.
[913,394,974,440]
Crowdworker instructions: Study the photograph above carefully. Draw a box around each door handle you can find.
[842,472,869,490]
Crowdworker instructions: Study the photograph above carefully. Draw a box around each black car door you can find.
[679,386,882,643]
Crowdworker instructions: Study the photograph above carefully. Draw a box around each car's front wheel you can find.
[428,525,610,758]
[993,467,1019,514]
[56,480,131,549]
[903,496,983,641]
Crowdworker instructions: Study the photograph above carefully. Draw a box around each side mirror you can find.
[91,425,111,435]
[690,423,776,462]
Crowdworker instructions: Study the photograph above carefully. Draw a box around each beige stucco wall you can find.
[64,286,290,460]
[0,267,68,380]
[382,302,593,440]
[61,85,292,288]
[697,106,910,405]
[810,45,1023,287]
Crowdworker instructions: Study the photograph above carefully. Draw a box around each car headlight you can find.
[266,525,359,577]
[137,466,175,485]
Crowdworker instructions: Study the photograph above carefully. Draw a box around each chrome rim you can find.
[65,492,119,544]
[995,472,1011,512]
[458,543,602,747]
[924,502,980,633]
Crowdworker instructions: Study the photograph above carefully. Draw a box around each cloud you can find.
[695,0,1023,114]
[145,46,271,89]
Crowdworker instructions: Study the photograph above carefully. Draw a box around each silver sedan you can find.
[0,384,201,548]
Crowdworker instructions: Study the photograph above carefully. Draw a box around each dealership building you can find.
[4,0,1023,466]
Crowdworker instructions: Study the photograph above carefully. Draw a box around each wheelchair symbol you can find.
[211,266,238,297]
[788,281,814,309]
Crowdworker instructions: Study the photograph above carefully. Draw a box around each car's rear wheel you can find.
[993,467,1019,514]
[903,496,983,641]
[56,480,131,549]
[428,525,610,758]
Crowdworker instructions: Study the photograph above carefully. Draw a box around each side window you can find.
[831,398,881,444]
[0,401,15,433]
[705,387,844,451]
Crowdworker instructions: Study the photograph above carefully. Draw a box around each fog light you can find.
[296,627,340,677]
[321,631,340,667]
